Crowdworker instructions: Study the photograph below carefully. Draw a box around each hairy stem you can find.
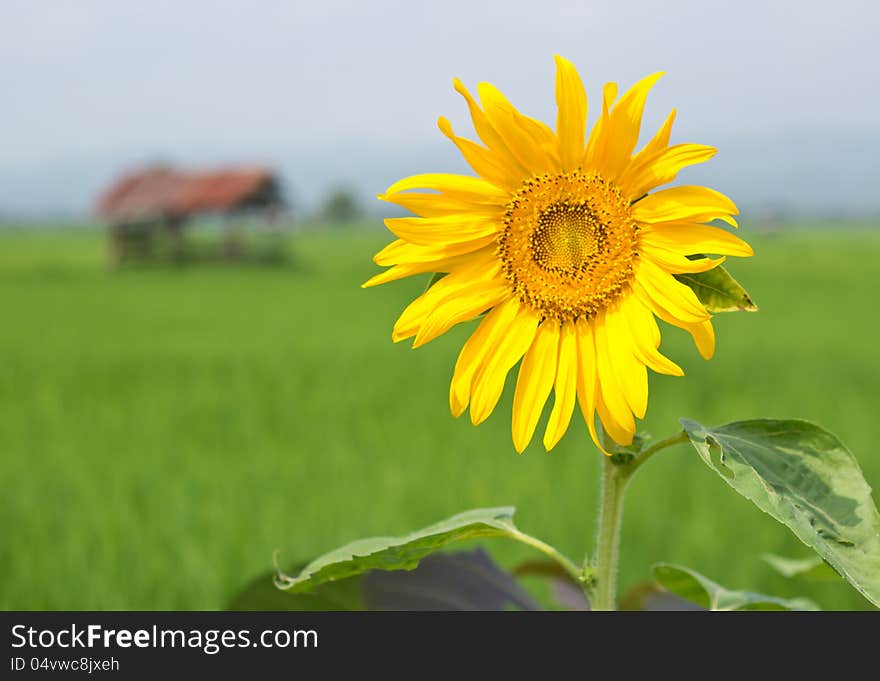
[587,429,688,611]
[590,456,628,611]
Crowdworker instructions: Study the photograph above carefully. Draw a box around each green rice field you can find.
[1,223,878,610]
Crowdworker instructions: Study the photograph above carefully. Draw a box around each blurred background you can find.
[1,0,878,609]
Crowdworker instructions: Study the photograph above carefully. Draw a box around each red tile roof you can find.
[96,166,279,222]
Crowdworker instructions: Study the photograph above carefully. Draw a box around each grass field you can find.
[1,223,878,610]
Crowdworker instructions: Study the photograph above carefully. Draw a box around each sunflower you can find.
[365,56,752,454]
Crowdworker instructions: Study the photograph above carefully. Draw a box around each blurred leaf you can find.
[653,563,818,611]
[547,579,590,611]
[362,548,539,610]
[276,507,577,594]
[512,559,589,610]
[512,558,573,581]
[675,265,757,312]
[620,581,703,611]
[230,549,538,611]
[762,554,842,582]
[227,565,364,610]
[681,418,880,607]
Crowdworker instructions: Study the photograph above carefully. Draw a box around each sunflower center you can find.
[499,171,639,322]
[531,203,602,273]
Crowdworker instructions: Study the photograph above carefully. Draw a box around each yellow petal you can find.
[379,191,501,218]
[449,297,520,417]
[543,320,579,451]
[363,246,492,288]
[413,280,511,348]
[630,108,677,167]
[632,185,739,225]
[554,55,588,172]
[362,264,421,288]
[511,320,560,453]
[437,116,519,191]
[595,384,635,446]
[385,173,509,204]
[603,306,649,419]
[622,293,660,346]
[639,222,754,257]
[687,319,716,360]
[584,81,617,171]
[384,214,500,247]
[593,314,636,435]
[392,257,501,341]
[469,305,541,425]
[634,285,717,359]
[453,78,530,177]
[574,318,604,453]
[600,72,665,180]
[634,258,710,325]
[478,82,557,174]
[641,244,727,274]
[620,296,684,377]
[620,143,717,199]
[372,238,496,267]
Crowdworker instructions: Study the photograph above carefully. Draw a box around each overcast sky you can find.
[1,0,878,217]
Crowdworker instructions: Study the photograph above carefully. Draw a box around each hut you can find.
[95,165,287,264]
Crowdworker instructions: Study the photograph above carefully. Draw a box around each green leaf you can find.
[275,507,578,594]
[653,563,818,611]
[619,581,703,611]
[762,554,842,582]
[231,549,539,611]
[512,559,590,611]
[681,418,880,607]
[228,566,365,610]
[674,265,757,312]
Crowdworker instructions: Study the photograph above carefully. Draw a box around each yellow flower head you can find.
[365,56,753,454]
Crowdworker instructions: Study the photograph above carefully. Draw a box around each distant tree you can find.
[320,186,361,224]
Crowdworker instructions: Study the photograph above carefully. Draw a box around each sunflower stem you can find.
[588,430,688,611]
[591,455,629,611]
